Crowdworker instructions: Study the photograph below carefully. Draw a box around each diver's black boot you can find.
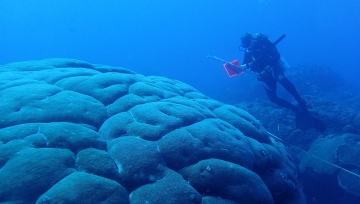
[297,98,308,112]
[295,99,326,132]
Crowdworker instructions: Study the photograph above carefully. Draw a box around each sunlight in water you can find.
[256,0,270,11]
[258,0,269,5]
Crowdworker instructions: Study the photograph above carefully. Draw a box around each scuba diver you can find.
[226,32,325,131]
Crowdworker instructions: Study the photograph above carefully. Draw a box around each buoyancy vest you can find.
[243,33,281,73]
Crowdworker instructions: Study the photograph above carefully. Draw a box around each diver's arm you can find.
[225,50,249,71]
[237,51,252,70]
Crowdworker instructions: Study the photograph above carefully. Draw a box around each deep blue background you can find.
[1,0,359,102]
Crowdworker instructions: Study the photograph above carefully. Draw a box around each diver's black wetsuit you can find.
[242,34,306,112]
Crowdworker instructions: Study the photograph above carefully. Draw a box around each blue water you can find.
[1,1,360,203]
[1,0,359,102]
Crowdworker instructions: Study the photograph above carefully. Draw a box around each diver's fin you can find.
[296,110,326,132]
[313,117,326,132]
[295,110,314,130]
[223,60,243,77]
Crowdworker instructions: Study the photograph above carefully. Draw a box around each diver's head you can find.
[240,32,253,49]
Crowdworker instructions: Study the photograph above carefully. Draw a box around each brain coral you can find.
[0,58,305,204]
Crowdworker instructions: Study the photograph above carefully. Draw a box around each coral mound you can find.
[0,58,305,204]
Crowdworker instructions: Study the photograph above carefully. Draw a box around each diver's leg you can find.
[272,64,307,109]
[273,61,325,131]
[278,76,307,109]
[263,79,298,112]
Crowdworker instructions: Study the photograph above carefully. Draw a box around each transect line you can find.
[267,131,360,178]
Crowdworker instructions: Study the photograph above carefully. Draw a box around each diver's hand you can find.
[239,64,247,70]
[224,62,246,75]
[225,63,239,70]
[225,63,247,72]
[226,63,246,71]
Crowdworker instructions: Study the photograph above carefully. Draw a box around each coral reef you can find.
[0,58,305,203]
